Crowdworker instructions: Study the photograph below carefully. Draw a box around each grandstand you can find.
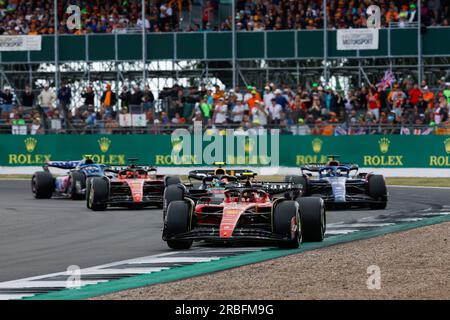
[0,0,449,135]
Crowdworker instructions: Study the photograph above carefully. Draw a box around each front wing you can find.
[307,181,385,205]
[164,226,290,243]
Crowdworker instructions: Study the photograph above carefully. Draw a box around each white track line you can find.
[327,223,394,228]
[0,281,106,288]
[0,294,35,300]
[388,185,450,190]
[325,229,360,235]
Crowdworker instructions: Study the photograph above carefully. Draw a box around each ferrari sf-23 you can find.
[162,168,326,249]
[87,160,177,211]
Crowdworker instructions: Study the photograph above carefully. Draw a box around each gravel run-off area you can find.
[95,222,450,300]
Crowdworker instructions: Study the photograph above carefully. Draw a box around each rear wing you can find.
[248,182,303,196]
[44,160,82,170]
[106,166,157,173]
[188,169,256,181]
[301,163,359,173]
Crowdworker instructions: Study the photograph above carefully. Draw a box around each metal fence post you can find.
[232,0,237,88]
[417,0,423,84]
[323,0,328,85]
[142,0,147,85]
[54,0,59,89]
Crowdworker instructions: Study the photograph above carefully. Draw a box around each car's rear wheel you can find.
[31,171,54,199]
[285,175,308,195]
[69,171,86,200]
[88,178,108,211]
[164,201,193,250]
[163,184,185,219]
[165,176,181,186]
[86,178,92,209]
[296,197,326,242]
[368,175,387,210]
[273,200,301,249]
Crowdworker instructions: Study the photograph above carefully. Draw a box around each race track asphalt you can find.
[0,180,449,282]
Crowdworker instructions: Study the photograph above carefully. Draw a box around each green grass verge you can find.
[0,174,31,179]
[386,178,450,187]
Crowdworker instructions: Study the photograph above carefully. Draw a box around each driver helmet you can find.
[126,171,135,179]
[327,160,339,166]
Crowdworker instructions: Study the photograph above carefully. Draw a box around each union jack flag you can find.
[376,70,396,90]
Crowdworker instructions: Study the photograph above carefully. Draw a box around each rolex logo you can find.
[379,137,390,154]
[98,137,111,153]
[24,137,37,153]
[445,138,450,154]
[312,138,323,154]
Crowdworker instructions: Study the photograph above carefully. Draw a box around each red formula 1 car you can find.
[162,186,326,250]
[87,161,177,211]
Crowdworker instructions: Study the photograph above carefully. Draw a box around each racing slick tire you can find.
[32,171,54,199]
[163,184,185,219]
[284,175,308,195]
[164,200,193,250]
[273,200,301,249]
[368,175,387,210]
[165,176,181,187]
[88,178,108,211]
[296,197,326,242]
[69,171,86,200]
[86,178,92,209]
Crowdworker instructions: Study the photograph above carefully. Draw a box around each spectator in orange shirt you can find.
[422,86,435,109]
[246,90,261,112]
[28,24,39,35]
[386,6,399,23]
[212,85,224,102]
[322,122,334,136]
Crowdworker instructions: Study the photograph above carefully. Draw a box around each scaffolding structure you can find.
[1,1,450,105]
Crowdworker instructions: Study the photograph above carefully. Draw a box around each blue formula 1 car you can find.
[31,157,107,200]
[285,156,387,210]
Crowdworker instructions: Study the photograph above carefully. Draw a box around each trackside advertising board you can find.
[0,135,449,168]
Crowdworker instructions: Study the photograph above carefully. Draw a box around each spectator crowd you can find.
[1,76,449,135]
[0,0,449,35]
[230,0,450,31]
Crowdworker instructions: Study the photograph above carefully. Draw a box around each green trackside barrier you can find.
[0,135,449,168]
[1,28,450,63]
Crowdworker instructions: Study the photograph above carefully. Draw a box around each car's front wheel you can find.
[367,175,387,210]
[273,200,301,249]
[88,178,108,211]
[163,184,185,219]
[164,200,193,250]
[296,197,326,242]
